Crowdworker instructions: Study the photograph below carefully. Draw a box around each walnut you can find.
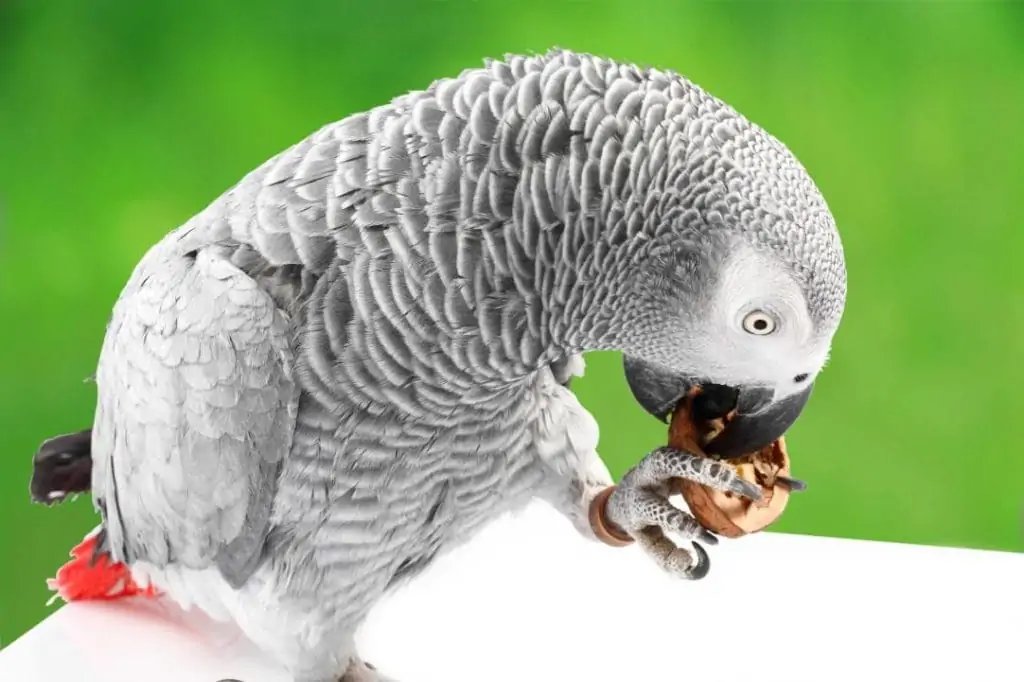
[668,390,793,539]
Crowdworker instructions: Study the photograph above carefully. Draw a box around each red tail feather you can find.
[47,532,160,603]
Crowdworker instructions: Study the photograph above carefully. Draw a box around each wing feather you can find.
[92,242,299,588]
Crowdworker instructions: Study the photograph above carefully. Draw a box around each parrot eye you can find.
[741,310,777,335]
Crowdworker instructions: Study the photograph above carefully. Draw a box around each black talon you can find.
[777,476,808,492]
[686,541,711,580]
[733,477,764,502]
[698,529,719,546]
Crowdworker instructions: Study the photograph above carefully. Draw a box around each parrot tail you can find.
[31,429,93,505]
[47,528,160,604]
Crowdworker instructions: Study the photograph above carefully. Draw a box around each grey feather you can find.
[86,48,845,681]
[92,241,300,587]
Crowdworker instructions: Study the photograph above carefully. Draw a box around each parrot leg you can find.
[601,446,763,579]
[532,365,620,544]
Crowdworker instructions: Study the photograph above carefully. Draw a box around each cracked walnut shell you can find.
[668,394,792,539]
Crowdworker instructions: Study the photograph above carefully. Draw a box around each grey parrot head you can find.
[612,91,848,459]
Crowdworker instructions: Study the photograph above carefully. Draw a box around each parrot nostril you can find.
[793,373,809,383]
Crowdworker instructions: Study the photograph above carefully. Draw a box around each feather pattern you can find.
[87,48,845,680]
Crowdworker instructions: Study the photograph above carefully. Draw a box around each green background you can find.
[2,0,1022,645]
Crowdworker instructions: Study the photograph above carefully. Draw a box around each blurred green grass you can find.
[2,0,1022,645]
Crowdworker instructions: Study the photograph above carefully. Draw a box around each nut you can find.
[667,391,792,538]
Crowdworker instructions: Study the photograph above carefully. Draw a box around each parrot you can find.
[31,48,846,681]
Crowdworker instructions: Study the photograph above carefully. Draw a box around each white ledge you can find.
[3,502,1022,681]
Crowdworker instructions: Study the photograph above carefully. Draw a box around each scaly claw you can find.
[623,446,762,501]
[602,445,757,580]
[635,529,711,581]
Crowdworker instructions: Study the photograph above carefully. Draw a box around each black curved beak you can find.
[702,383,813,458]
[622,355,814,459]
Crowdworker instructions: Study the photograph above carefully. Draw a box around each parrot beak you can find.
[701,382,813,459]
[622,355,814,460]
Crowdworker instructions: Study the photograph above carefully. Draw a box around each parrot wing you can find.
[86,106,394,590]
[90,234,302,589]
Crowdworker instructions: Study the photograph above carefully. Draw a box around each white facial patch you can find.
[694,241,833,398]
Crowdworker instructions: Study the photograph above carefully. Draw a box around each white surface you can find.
[2,501,1022,682]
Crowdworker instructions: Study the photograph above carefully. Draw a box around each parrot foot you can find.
[597,445,763,580]
[338,658,398,682]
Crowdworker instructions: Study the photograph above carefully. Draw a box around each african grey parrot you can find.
[34,48,846,681]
